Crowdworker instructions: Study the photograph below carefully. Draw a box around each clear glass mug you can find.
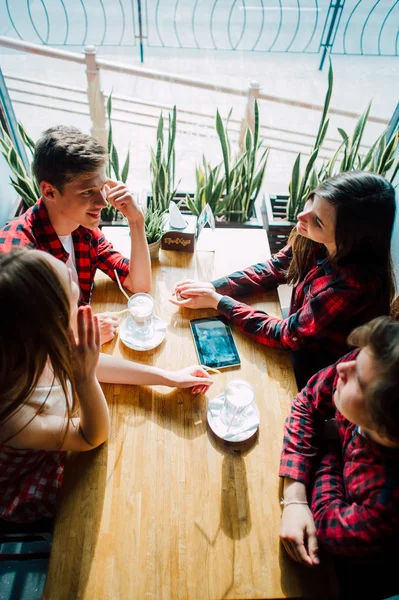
[219,380,255,431]
[128,293,155,340]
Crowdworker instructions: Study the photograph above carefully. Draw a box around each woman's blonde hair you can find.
[0,248,77,444]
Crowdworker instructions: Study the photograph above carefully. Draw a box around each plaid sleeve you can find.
[94,231,130,283]
[311,444,399,557]
[279,351,358,484]
[216,277,362,350]
[0,222,36,251]
[212,245,292,297]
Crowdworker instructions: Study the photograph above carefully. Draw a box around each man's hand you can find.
[280,504,319,566]
[170,280,222,310]
[105,180,144,224]
[95,312,120,345]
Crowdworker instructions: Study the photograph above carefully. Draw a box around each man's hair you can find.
[349,316,399,443]
[32,125,108,191]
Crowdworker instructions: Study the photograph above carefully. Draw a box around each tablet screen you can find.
[190,317,241,369]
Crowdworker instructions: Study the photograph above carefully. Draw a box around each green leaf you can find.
[377,132,398,174]
[121,149,130,183]
[156,113,164,148]
[314,58,333,148]
[337,128,349,142]
[216,109,231,194]
[111,144,120,180]
[17,122,35,156]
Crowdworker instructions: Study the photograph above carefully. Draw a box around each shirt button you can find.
[292,337,298,341]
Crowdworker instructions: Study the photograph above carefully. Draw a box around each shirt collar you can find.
[32,198,92,260]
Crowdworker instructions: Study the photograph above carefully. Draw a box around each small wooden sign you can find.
[161,214,198,253]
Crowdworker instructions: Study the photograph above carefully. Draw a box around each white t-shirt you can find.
[58,234,79,286]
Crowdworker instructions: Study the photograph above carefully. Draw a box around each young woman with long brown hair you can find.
[0,249,212,522]
[171,172,396,389]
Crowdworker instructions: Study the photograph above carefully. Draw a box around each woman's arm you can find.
[96,353,213,391]
[7,307,110,452]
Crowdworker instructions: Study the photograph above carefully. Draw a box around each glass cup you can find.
[128,293,155,340]
[219,380,255,431]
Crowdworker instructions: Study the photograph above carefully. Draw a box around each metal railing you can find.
[1,1,398,67]
[0,34,388,152]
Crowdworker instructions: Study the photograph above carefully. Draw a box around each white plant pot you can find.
[148,240,161,262]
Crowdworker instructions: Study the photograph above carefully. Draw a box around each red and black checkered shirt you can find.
[279,351,399,557]
[0,199,130,304]
[0,445,66,522]
[212,244,386,360]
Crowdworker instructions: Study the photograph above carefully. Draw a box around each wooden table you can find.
[44,228,338,600]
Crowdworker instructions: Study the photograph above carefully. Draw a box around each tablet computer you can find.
[189,316,241,370]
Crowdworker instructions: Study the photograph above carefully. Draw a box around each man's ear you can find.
[40,181,58,202]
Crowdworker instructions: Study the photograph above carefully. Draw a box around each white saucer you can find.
[119,315,167,351]
[207,393,260,442]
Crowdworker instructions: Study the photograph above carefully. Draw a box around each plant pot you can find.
[146,192,264,229]
[214,194,265,229]
[264,194,295,254]
[148,239,161,262]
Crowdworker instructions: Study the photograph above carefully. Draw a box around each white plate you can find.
[119,315,167,351]
[207,393,260,442]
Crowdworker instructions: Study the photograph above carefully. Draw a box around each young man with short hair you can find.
[0,125,151,344]
[279,316,399,597]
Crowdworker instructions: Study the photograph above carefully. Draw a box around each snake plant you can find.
[0,121,40,207]
[286,59,333,222]
[102,92,131,222]
[150,106,178,213]
[287,58,399,222]
[184,155,225,217]
[215,100,269,223]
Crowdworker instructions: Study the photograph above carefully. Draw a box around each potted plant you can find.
[148,106,178,214]
[144,207,164,262]
[100,93,130,226]
[0,121,39,211]
[214,99,269,228]
[183,155,225,218]
[264,60,399,254]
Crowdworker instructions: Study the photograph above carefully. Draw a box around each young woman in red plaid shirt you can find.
[171,172,396,389]
[0,250,212,522]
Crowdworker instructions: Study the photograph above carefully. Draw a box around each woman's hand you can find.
[173,279,216,297]
[171,280,222,310]
[280,504,319,566]
[166,366,213,394]
[70,306,101,387]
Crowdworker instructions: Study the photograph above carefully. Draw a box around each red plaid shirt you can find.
[279,351,399,557]
[212,245,384,358]
[0,445,66,522]
[0,199,130,303]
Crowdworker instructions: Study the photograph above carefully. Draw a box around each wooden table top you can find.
[44,228,338,600]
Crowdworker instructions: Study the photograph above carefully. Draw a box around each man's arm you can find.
[105,180,151,293]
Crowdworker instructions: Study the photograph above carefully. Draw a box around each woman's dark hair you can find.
[349,316,399,443]
[0,249,77,445]
[287,171,396,312]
